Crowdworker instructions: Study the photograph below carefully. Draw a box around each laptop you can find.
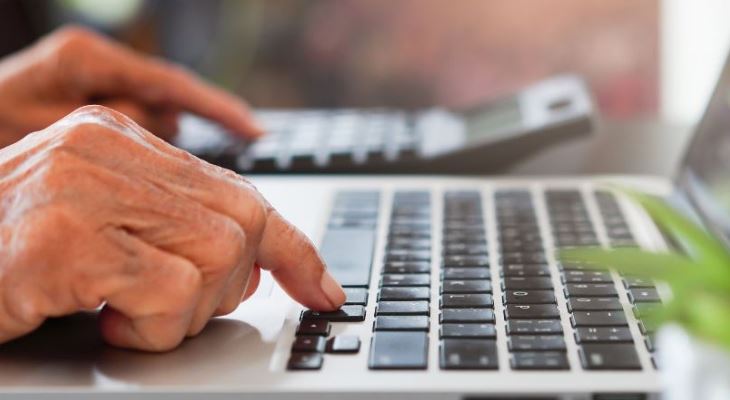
[1,56,729,400]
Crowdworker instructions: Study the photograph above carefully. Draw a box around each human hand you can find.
[0,105,343,351]
[0,26,263,148]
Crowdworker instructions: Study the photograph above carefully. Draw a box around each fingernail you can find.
[320,270,346,309]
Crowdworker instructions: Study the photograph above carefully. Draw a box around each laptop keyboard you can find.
[288,188,661,372]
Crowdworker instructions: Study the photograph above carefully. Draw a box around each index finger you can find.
[69,31,264,139]
[256,210,346,311]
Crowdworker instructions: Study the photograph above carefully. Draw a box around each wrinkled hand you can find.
[0,26,263,148]
[0,106,344,351]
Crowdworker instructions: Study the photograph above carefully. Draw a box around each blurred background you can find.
[1,0,728,174]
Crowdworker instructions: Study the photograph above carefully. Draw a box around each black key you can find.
[301,305,366,322]
[567,297,623,312]
[440,323,496,338]
[623,277,655,289]
[292,336,326,352]
[501,263,551,277]
[628,288,661,303]
[503,290,556,304]
[506,320,563,335]
[382,261,430,274]
[441,279,492,294]
[296,320,331,336]
[326,335,361,354]
[510,352,569,370]
[377,301,430,316]
[442,267,490,280]
[504,304,560,319]
[443,244,488,256]
[374,316,429,331]
[443,255,489,267]
[645,336,655,352]
[343,288,369,305]
[440,339,498,370]
[633,303,662,319]
[320,228,375,287]
[579,344,641,370]
[379,287,430,301]
[574,327,633,343]
[508,335,566,351]
[287,352,323,370]
[388,238,431,250]
[502,277,553,290]
[561,270,613,284]
[639,320,657,335]
[571,311,628,327]
[368,331,429,370]
[440,308,495,323]
[381,273,430,287]
[440,294,494,308]
[385,251,431,262]
[563,283,617,297]
[501,252,547,264]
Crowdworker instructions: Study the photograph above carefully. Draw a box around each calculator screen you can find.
[462,96,523,139]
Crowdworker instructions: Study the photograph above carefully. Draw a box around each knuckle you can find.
[169,265,203,304]
[210,218,246,273]
[48,25,97,52]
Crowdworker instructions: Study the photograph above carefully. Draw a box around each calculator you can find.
[175,75,594,174]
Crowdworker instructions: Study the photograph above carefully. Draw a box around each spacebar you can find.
[319,228,375,287]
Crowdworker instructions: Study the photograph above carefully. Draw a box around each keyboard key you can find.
[443,255,489,267]
[633,303,662,319]
[326,335,361,354]
[443,244,488,256]
[639,320,657,335]
[571,311,628,327]
[440,308,495,323]
[574,327,634,343]
[510,352,569,370]
[441,279,492,294]
[628,288,661,303]
[503,290,556,304]
[381,273,430,287]
[382,261,430,274]
[501,252,547,264]
[320,228,376,287]
[561,270,613,283]
[645,336,655,352]
[388,239,431,250]
[501,263,550,277]
[368,331,429,370]
[508,335,566,351]
[379,287,430,301]
[506,320,563,335]
[502,277,553,290]
[385,251,431,263]
[567,297,623,312]
[563,283,617,297]
[504,304,560,319]
[579,344,641,370]
[440,323,496,338]
[296,320,331,336]
[287,352,324,370]
[622,277,655,288]
[374,316,429,331]
[292,336,326,352]
[442,267,490,280]
[343,288,369,305]
[440,339,498,370]
[377,301,430,316]
[301,305,366,322]
[440,294,494,308]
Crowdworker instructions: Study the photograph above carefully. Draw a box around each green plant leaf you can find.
[619,188,730,271]
[560,247,730,292]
